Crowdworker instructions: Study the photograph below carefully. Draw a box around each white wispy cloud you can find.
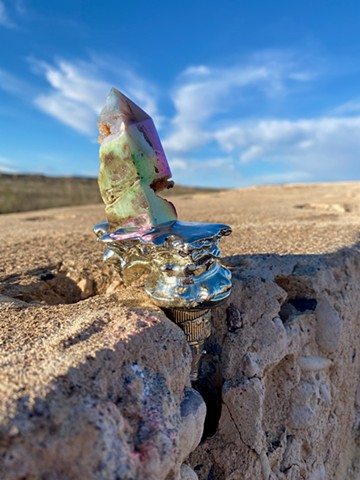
[0,68,30,95]
[35,92,98,135]
[163,50,315,155]
[160,51,360,186]
[14,0,27,15]
[0,0,16,28]
[163,65,268,154]
[332,99,360,115]
[171,156,233,172]
[215,116,360,178]
[30,57,161,135]
[169,156,238,187]
[170,158,188,170]
[119,69,163,127]
[0,156,16,173]
[163,127,211,153]
[32,59,108,135]
[246,170,312,186]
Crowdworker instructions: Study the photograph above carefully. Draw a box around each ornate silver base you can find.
[94,219,232,381]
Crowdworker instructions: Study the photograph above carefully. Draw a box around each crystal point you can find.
[97,87,177,230]
[98,88,150,130]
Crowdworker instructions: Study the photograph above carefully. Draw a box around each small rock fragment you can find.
[226,303,242,332]
[243,352,260,378]
[180,463,199,480]
[309,463,326,480]
[106,279,121,294]
[315,298,342,353]
[77,278,94,299]
[289,381,317,429]
[298,355,332,371]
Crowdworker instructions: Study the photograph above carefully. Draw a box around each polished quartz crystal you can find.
[97,87,177,230]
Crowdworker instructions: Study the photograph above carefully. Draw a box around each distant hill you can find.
[0,174,223,214]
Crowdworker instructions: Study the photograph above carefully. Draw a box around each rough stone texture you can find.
[192,251,360,479]
[1,182,360,479]
[0,296,206,480]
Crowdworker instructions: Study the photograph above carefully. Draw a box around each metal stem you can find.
[166,309,212,382]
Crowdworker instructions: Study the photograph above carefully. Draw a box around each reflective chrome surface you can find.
[94,220,232,310]
[168,309,212,382]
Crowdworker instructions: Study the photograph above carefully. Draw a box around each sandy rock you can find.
[1,182,360,479]
[190,248,360,480]
[0,297,205,480]
[315,297,342,353]
[191,242,360,479]
[77,277,95,299]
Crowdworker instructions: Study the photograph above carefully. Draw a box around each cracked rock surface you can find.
[0,182,360,479]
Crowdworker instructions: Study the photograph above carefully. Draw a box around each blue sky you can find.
[1,0,360,188]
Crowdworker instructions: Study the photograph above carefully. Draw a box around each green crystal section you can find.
[97,88,177,230]
[98,126,176,230]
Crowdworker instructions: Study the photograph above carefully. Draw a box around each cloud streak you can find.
[0,156,15,173]
[0,68,28,94]
[0,1,16,28]
[32,59,109,135]
[160,52,360,186]
[31,57,161,136]
[163,50,315,155]
[332,99,360,115]
[215,116,360,179]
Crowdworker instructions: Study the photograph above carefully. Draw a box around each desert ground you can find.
[0,182,359,479]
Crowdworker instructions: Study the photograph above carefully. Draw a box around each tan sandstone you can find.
[0,182,360,479]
